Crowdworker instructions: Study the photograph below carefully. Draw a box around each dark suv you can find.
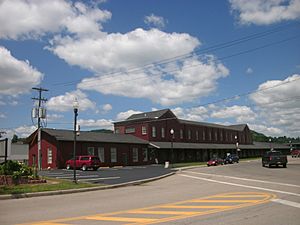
[224,154,239,164]
[66,155,101,171]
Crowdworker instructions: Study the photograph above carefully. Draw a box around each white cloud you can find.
[116,110,143,121]
[102,104,112,112]
[0,0,111,39]
[78,118,113,130]
[47,90,96,112]
[211,105,256,123]
[47,113,64,122]
[248,123,283,136]
[77,55,229,105]
[0,113,6,118]
[0,46,43,96]
[144,14,166,29]
[230,0,300,25]
[246,67,253,74]
[3,125,37,138]
[50,28,200,72]
[250,74,300,137]
[172,106,209,121]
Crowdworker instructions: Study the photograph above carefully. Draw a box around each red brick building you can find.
[114,109,288,162]
[27,128,150,169]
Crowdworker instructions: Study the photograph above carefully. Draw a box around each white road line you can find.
[271,199,300,208]
[55,175,99,179]
[178,174,300,197]
[78,177,120,181]
[185,171,300,188]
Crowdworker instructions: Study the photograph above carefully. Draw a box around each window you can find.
[125,127,135,134]
[142,126,147,135]
[188,129,191,140]
[115,128,120,134]
[152,126,156,138]
[214,131,218,141]
[209,130,212,140]
[87,147,94,155]
[161,127,165,138]
[196,130,199,141]
[110,148,117,163]
[142,148,148,162]
[203,130,205,140]
[180,129,183,139]
[132,148,138,162]
[47,148,52,164]
[98,147,105,162]
[220,131,223,141]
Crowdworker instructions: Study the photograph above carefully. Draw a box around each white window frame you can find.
[152,126,156,138]
[142,148,148,162]
[161,127,165,138]
[142,126,147,135]
[132,148,138,162]
[188,129,191,140]
[110,147,117,163]
[180,129,183,139]
[47,148,52,164]
[87,147,95,155]
[98,147,105,163]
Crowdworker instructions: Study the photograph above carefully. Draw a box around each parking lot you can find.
[38,164,172,185]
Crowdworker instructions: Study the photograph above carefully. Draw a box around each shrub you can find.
[0,160,34,180]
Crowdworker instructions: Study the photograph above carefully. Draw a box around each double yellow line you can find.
[19,192,275,225]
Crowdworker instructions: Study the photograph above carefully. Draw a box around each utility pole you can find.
[32,87,48,170]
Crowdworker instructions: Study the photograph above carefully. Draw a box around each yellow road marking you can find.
[160,205,231,209]
[214,194,267,198]
[85,216,157,223]
[190,199,258,203]
[128,210,197,215]
[17,192,276,225]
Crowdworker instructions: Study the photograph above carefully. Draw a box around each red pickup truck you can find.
[291,149,300,158]
[66,155,101,171]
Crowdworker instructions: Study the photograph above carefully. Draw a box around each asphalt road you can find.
[0,157,299,225]
[38,164,172,185]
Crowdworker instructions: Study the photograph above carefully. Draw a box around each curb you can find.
[0,172,175,200]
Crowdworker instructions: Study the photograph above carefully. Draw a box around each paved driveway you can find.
[38,165,172,185]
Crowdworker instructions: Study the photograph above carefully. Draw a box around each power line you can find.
[67,34,300,89]
[51,22,299,87]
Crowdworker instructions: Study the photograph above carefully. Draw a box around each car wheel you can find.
[66,164,71,170]
[283,164,287,168]
[268,164,272,168]
[262,163,265,167]
[93,167,98,171]
[82,164,87,171]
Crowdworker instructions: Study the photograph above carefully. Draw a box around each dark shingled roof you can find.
[179,120,247,131]
[126,109,174,121]
[150,141,290,150]
[42,128,148,144]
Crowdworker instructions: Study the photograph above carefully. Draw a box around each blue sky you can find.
[0,0,300,138]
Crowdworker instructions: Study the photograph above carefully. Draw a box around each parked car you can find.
[66,155,101,171]
[224,154,239,164]
[262,151,287,168]
[207,157,224,166]
[291,149,300,158]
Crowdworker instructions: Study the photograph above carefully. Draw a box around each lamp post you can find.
[73,99,79,184]
[269,138,272,151]
[234,135,239,155]
[170,129,174,166]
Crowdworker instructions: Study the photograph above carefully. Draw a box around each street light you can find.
[170,129,174,166]
[269,138,272,151]
[73,98,79,184]
[234,135,239,155]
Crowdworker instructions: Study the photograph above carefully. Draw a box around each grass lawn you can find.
[172,162,207,168]
[0,177,99,195]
